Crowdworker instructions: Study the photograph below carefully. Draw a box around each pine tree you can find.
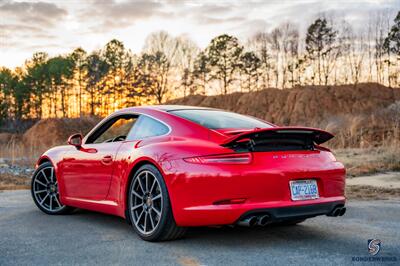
[306,18,339,85]
[206,34,243,94]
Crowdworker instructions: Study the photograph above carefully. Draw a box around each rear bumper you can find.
[237,200,345,223]
[174,197,346,226]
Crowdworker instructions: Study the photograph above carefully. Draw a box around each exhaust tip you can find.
[327,206,346,217]
[248,216,258,226]
[238,216,258,227]
[333,208,341,217]
[258,215,270,226]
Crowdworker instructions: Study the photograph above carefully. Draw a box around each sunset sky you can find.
[1,0,398,68]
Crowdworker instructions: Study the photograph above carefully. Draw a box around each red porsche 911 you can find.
[31,105,346,241]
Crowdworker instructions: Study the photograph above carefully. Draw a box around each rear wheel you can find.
[128,164,186,241]
[31,162,73,215]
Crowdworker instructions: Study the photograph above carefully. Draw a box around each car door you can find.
[61,114,138,201]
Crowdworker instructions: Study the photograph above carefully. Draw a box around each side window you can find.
[86,115,138,144]
[127,116,169,140]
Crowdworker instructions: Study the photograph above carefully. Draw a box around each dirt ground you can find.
[346,185,400,200]
[346,172,400,189]
[335,147,400,177]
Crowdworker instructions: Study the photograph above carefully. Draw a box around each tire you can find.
[31,162,74,215]
[127,164,186,241]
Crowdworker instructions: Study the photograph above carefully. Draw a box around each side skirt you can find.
[62,197,125,218]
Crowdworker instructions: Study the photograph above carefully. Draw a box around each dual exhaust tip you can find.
[238,214,270,227]
[328,206,346,217]
[238,206,346,226]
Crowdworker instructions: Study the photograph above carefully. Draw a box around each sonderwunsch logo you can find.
[368,239,381,256]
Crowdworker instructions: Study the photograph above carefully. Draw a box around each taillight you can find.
[184,153,252,164]
[327,152,337,162]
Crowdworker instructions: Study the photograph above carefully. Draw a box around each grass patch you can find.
[346,185,400,200]
[335,146,400,177]
[0,173,30,191]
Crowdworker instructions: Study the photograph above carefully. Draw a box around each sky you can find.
[0,0,398,68]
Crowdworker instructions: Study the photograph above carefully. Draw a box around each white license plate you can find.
[289,180,319,201]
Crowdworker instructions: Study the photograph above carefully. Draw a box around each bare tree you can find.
[280,23,299,88]
[306,17,340,85]
[366,17,375,82]
[143,31,181,101]
[248,32,272,89]
[373,12,388,85]
[342,22,366,85]
[269,28,282,88]
[384,11,400,87]
[174,36,199,97]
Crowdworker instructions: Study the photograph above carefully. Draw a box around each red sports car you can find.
[31,105,346,241]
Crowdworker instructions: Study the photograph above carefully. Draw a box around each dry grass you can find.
[0,141,40,167]
[0,173,30,191]
[334,145,400,177]
[346,185,400,200]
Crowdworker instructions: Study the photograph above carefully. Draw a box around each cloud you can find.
[0,1,67,27]
[1,24,42,47]
[186,3,234,15]
[195,15,246,25]
[78,0,170,31]
[1,24,43,34]
[1,23,57,42]
[234,19,269,39]
[1,0,399,68]
[0,1,66,51]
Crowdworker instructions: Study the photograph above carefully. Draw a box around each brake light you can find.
[184,153,252,164]
[327,152,337,162]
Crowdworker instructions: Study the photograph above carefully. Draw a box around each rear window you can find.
[170,109,272,129]
[127,115,169,140]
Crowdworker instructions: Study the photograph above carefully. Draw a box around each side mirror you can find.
[68,133,83,148]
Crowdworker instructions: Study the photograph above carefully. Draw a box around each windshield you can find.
[169,109,272,129]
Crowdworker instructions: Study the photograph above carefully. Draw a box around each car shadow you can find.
[68,209,332,246]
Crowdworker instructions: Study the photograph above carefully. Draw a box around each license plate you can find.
[289,179,319,201]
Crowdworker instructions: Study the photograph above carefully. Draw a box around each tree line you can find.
[0,12,399,120]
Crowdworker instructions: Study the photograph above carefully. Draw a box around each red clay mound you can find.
[0,133,14,144]
[23,117,100,149]
[168,83,400,148]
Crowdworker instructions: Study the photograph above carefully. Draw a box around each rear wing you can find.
[220,127,334,150]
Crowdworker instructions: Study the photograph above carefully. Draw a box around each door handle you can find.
[102,155,113,164]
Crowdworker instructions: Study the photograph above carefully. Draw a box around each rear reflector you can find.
[184,153,252,164]
[213,198,247,205]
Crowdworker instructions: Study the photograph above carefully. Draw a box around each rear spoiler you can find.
[220,127,334,146]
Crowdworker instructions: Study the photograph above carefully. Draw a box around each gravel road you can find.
[0,190,399,265]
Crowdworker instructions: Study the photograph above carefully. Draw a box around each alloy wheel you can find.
[32,166,65,212]
[130,170,163,235]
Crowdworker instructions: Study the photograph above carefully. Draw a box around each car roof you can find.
[147,105,218,112]
[116,105,220,117]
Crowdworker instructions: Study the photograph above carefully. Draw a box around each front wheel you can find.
[31,162,73,215]
[128,164,186,241]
